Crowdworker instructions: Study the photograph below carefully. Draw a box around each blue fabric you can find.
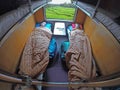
[48,38,57,59]
[67,26,73,31]
[61,41,70,59]
[45,23,52,30]
[35,23,40,27]
[35,22,52,31]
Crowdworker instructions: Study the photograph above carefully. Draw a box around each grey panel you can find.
[0,4,29,40]
[0,0,48,40]
[31,0,46,10]
[75,1,120,42]
[95,12,120,42]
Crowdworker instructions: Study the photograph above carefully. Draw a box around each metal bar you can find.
[32,78,120,87]
[28,0,33,13]
[0,72,120,87]
[0,73,23,84]
[92,0,101,18]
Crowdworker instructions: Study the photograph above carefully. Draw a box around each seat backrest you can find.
[84,16,120,76]
[0,14,35,90]
[0,15,35,73]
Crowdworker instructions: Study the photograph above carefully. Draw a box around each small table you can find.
[53,22,66,35]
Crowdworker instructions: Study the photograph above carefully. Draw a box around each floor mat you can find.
[43,35,69,90]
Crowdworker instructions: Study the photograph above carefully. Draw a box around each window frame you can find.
[44,4,77,22]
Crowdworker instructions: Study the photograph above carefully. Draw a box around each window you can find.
[45,0,76,21]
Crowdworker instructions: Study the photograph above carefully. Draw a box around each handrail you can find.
[92,0,101,18]
[0,71,120,87]
[28,0,33,13]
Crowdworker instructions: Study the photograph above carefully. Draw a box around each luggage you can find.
[60,41,70,70]
[48,38,57,59]
[61,41,70,61]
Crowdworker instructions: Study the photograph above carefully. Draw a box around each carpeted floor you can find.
[42,35,69,90]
